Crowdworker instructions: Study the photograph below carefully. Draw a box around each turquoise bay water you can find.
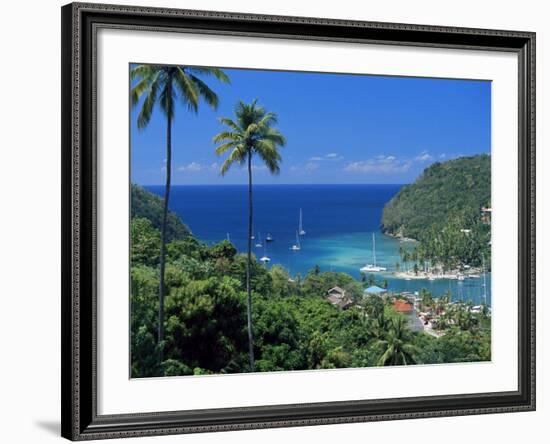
[145,184,491,305]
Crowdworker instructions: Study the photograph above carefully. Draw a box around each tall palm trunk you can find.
[158,90,172,364]
[246,149,255,371]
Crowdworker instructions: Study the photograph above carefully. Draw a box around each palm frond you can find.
[255,141,281,174]
[158,81,175,119]
[219,117,242,133]
[130,77,151,107]
[261,155,281,175]
[215,99,285,179]
[136,75,161,130]
[377,345,394,366]
[213,131,242,144]
[189,74,219,109]
[173,67,199,113]
[257,111,278,128]
[215,141,240,156]
[187,67,230,84]
[220,146,247,175]
[130,64,158,81]
[262,128,286,147]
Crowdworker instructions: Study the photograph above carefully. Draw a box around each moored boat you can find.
[360,233,387,272]
[298,208,306,236]
[290,230,301,251]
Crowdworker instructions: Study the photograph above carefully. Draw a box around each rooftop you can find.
[393,299,413,313]
[364,285,387,294]
[327,286,345,295]
[327,293,353,310]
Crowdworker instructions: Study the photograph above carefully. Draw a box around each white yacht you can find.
[299,208,306,236]
[290,231,301,251]
[360,233,387,272]
[259,245,270,264]
[255,232,263,248]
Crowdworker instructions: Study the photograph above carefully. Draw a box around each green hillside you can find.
[381,155,491,269]
[131,184,190,241]
[382,154,491,239]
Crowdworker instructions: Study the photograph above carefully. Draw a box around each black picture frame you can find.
[61,2,536,440]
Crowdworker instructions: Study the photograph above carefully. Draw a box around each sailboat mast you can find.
[299,208,302,232]
[372,232,376,266]
[482,254,487,305]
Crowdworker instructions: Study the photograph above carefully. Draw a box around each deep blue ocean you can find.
[145,184,491,305]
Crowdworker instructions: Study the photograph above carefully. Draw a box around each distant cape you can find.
[381,154,491,240]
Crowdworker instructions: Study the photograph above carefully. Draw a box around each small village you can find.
[325,284,490,338]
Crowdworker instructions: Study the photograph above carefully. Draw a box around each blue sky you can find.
[130,67,491,185]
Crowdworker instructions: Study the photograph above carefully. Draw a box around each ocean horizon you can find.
[143,184,491,305]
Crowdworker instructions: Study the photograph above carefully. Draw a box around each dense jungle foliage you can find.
[131,186,491,377]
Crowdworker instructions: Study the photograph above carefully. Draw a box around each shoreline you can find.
[393,268,486,281]
[382,230,417,243]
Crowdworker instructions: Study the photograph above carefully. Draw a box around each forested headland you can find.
[381,154,491,270]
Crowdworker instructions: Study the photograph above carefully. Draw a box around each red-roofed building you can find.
[393,299,423,332]
[393,299,413,314]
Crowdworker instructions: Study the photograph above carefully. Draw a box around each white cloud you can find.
[439,153,446,159]
[305,162,320,171]
[344,149,441,175]
[308,153,344,162]
[290,161,320,172]
[344,155,411,174]
[415,150,434,162]
[177,162,222,173]
[178,162,205,172]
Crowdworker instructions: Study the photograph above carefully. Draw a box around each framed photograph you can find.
[61,2,535,440]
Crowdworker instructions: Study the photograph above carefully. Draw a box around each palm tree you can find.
[420,288,433,312]
[130,64,229,361]
[213,100,286,371]
[376,316,417,366]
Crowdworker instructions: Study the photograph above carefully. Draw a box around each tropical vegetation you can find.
[381,154,491,270]
[130,185,491,377]
[213,100,286,371]
[130,64,229,361]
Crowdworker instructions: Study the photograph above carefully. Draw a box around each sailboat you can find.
[298,208,306,236]
[265,233,274,242]
[259,245,271,264]
[482,254,488,305]
[290,230,301,251]
[360,233,387,272]
[255,232,263,248]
